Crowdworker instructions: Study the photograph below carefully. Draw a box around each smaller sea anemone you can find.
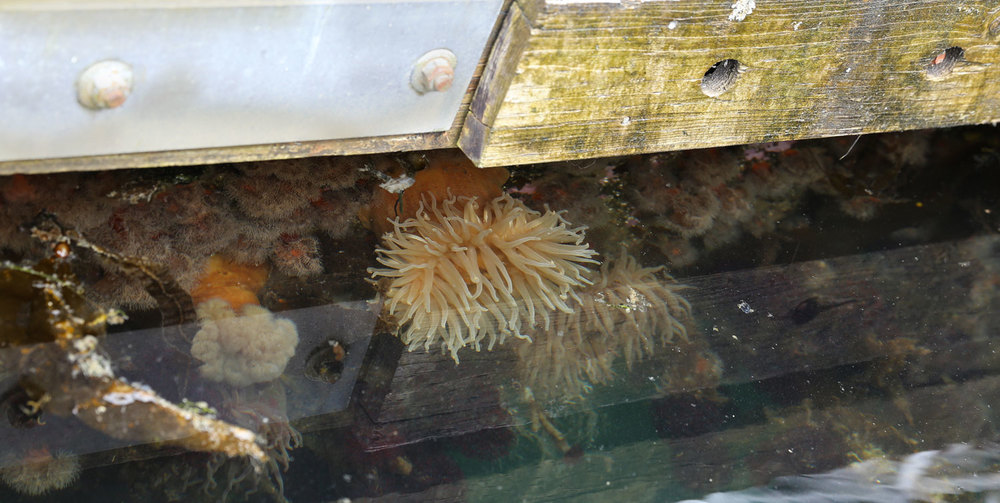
[580,250,691,365]
[370,193,598,361]
[191,299,299,387]
[514,325,616,399]
[517,249,692,400]
[0,448,81,496]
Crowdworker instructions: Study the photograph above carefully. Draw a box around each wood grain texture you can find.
[460,0,1000,166]
[462,375,1000,501]
[356,235,1000,450]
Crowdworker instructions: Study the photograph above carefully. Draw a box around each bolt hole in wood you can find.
[926,46,965,80]
[700,59,743,97]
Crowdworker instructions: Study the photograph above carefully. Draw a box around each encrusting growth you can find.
[191,299,299,387]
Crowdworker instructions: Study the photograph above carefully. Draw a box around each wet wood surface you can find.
[355,372,1000,500]
[460,0,1000,166]
[457,374,1000,502]
[356,235,1000,450]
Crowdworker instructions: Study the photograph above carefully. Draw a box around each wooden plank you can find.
[460,375,1000,501]
[355,346,519,449]
[460,0,1000,166]
[469,0,534,131]
[357,235,1000,450]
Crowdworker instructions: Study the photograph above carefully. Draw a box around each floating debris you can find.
[0,226,269,471]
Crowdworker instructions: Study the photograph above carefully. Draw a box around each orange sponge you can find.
[190,255,269,312]
[362,151,509,236]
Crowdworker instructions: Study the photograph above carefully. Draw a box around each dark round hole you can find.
[700,59,743,97]
[926,46,964,79]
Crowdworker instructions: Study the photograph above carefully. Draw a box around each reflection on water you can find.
[682,444,1000,503]
[0,127,998,501]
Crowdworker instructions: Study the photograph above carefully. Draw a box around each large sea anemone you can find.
[369,193,598,361]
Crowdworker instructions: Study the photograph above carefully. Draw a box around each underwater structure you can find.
[1,1,999,501]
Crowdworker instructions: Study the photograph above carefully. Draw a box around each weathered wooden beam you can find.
[460,0,1000,166]
[357,235,1000,449]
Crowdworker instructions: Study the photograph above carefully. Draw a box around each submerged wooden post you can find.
[460,0,1000,166]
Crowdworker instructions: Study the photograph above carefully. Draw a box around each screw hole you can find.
[926,46,964,80]
[700,59,743,97]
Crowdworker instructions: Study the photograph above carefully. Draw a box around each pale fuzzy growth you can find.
[0,450,81,496]
[225,176,313,221]
[686,149,744,187]
[89,247,207,310]
[221,221,284,266]
[370,193,599,361]
[273,236,323,277]
[314,189,369,238]
[839,195,880,221]
[878,131,931,168]
[225,157,361,221]
[517,249,691,400]
[654,184,721,238]
[702,218,744,250]
[191,299,299,387]
[655,236,700,268]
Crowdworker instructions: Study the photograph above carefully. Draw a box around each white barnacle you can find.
[68,335,114,378]
[71,335,99,353]
[103,392,136,406]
